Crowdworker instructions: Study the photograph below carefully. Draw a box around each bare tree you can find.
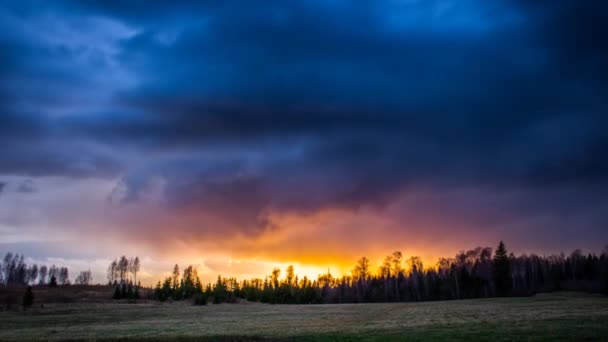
[408,256,423,274]
[119,256,129,284]
[353,257,370,281]
[48,265,59,285]
[271,268,281,289]
[107,259,118,285]
[27,264,38,285]
[391,251,403,299]
[2,252,12,284]
[132,257,140,285]
[75,270,92,285]
[58,267,70,285]
[391,251,403,275]
[38,265,48,285]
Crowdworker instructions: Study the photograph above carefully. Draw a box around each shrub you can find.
[194,294,207,306]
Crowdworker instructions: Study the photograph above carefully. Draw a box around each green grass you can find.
[1,292,607,341]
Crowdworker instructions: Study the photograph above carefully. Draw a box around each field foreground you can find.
[1,292,607,341]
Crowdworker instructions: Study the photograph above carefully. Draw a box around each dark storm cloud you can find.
[101,0,606,212]
[1,0,607,234]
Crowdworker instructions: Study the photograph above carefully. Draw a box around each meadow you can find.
[1,292,607,341]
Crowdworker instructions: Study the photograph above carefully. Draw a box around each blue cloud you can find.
[0,0,607,226]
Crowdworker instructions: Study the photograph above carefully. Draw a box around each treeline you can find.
[107,256,141,300]
[1,253,92,287]
[153,242,608,304]
[107,256,140,286]
[154,265,209,304]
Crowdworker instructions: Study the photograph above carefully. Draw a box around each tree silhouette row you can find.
[152,242,608,304]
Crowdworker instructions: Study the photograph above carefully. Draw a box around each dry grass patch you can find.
[0,292,607,341]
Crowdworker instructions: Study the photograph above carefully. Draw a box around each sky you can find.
[1,0,608,285]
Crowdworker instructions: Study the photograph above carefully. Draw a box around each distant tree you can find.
[38,265,48,285]
[493,241,512,296]
[392,251,403,275]
[162,277,173,300]
[16,255,27,284]
[408,256,424,300]
[49,275,58,287]
[180,265,195,299]
[213,276,227,304]
[2,253,27,285]
[285,265,295,287]
[119,256,129,284]
[271,268,281,289]
[27,264,39,285]
[0,253,79,289]
[2,253,10,284]
[379,255,392,278]
[22,286,34,308]
[48,265,58,286]
[58,267,70,285]
[353,257,370,281]
[107,260,118,285]
[172,264,180,291]
[75,270,92,285]
[408,256,423,274]
[132,257,140,285]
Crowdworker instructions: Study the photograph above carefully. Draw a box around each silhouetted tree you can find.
[172,264,180,291]
[107,260,118,285]
[27,264,39,284]
[493,241,512,296]
[144,242,608,305]
[49,275,58,287]
[38,265,48,286]
[132,257,140,285]
[75,270,92,285]
[48,265,58,285]
[118,256,129,284]
[22,286,34,308]
[58,267,70,285]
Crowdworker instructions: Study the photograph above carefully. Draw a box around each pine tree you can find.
[213,276,227,304]
[493,241,512,296]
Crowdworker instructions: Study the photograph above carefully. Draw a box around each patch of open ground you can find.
[1,292,607,341]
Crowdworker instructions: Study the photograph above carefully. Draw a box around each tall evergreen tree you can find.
[493,241,512,296]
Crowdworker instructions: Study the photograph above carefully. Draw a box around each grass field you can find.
[1,292,607,341]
